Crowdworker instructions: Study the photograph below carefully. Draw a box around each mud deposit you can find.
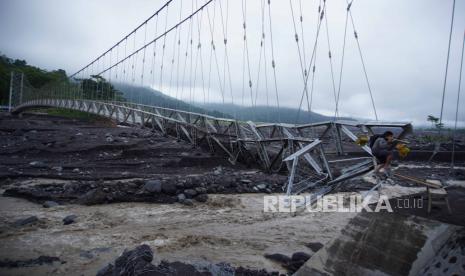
[1,113,465,275]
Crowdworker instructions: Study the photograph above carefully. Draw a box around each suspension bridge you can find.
[7,0,416,196]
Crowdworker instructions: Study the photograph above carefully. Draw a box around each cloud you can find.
[1,0,464,126]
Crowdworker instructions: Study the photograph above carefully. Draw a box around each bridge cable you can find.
[345,0,378,120]
[150,14,160,106]
[95,0,213,77]
[206,1,226,107]
[289,0,310,124]
[159,4,170,95]
[241,0,256,121]
[323,2,338,118]
[140,23,148,105]
[295,0,325,124]
[267,0,281,124]
[334,1,349,119]
[219,0,235,117]
[451,30,464,168]
[205,0,217,109]
[169,2,183,105]
[70,0,173,78]
[439,0,456,128]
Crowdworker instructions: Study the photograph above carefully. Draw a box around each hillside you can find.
[0,54,67,105]
[113,83,231,118]
[197,103,336,124]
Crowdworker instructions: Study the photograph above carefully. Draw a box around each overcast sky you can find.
[1,0,464,126]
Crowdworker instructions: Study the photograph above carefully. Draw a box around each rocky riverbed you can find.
[1,112,464,276]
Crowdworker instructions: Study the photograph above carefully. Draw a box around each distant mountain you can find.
[114,83,351,124]
[197,103,339,124]
[113,83,231,118]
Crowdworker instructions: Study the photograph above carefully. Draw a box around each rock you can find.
[195,187,207,194]
[72,168,80,173]
[42,201,59,208]
[79,251,94,259]
[194,194,208,203]
[181,199,194,206]
[0,256,62,268]
[14,216,39,227]
[97,244,155,276]
[256,183,267,190]
[241,179,252,184]
[305,242,324,252]
[79,189,107,205]
[106,136,114,143]
[214,166,223,175]
[143,180,162,193]
[63,215,77,225]
[161,183,177,195]
[29,161,46,168]
[51,166,63,172]
[177,193,186,202]
[291,252,311,262]
[184,189,197,198]
[264,253,291,264]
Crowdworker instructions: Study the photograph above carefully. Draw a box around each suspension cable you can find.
[451,30,464,168]
[267,0,281,124]
[334,1,349,119]
[439,0,456,128]
[96,0,214,76]
[70,0,173,78]
[346,0,378,120]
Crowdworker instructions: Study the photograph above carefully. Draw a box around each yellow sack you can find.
[396,143,410,158]
[356,135,369,146]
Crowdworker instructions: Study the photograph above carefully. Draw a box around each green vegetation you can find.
[76,75,125,101]
[0,54,68,105]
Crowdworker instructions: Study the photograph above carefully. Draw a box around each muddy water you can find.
[0,193,355,275]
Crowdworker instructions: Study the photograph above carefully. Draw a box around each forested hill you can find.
[0,54,68,105]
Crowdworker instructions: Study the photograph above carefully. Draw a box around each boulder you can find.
[14,216,39,227]
[161,183,177,195]
[97,245,156,276]
[256,183,267,190]
[194,194,208,203]
[264,253,291,264]
[143,180,162,193]
[177,193,186,202]
[291,252,311,263]
[305,242,324,253]
[63,215,77,225]
[184,189,197,198]
[181,199,194,206]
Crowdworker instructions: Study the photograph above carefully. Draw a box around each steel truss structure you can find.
[10,72,412,196]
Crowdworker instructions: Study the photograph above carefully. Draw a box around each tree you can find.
[77,75,124,101]
[427,115,439,129]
